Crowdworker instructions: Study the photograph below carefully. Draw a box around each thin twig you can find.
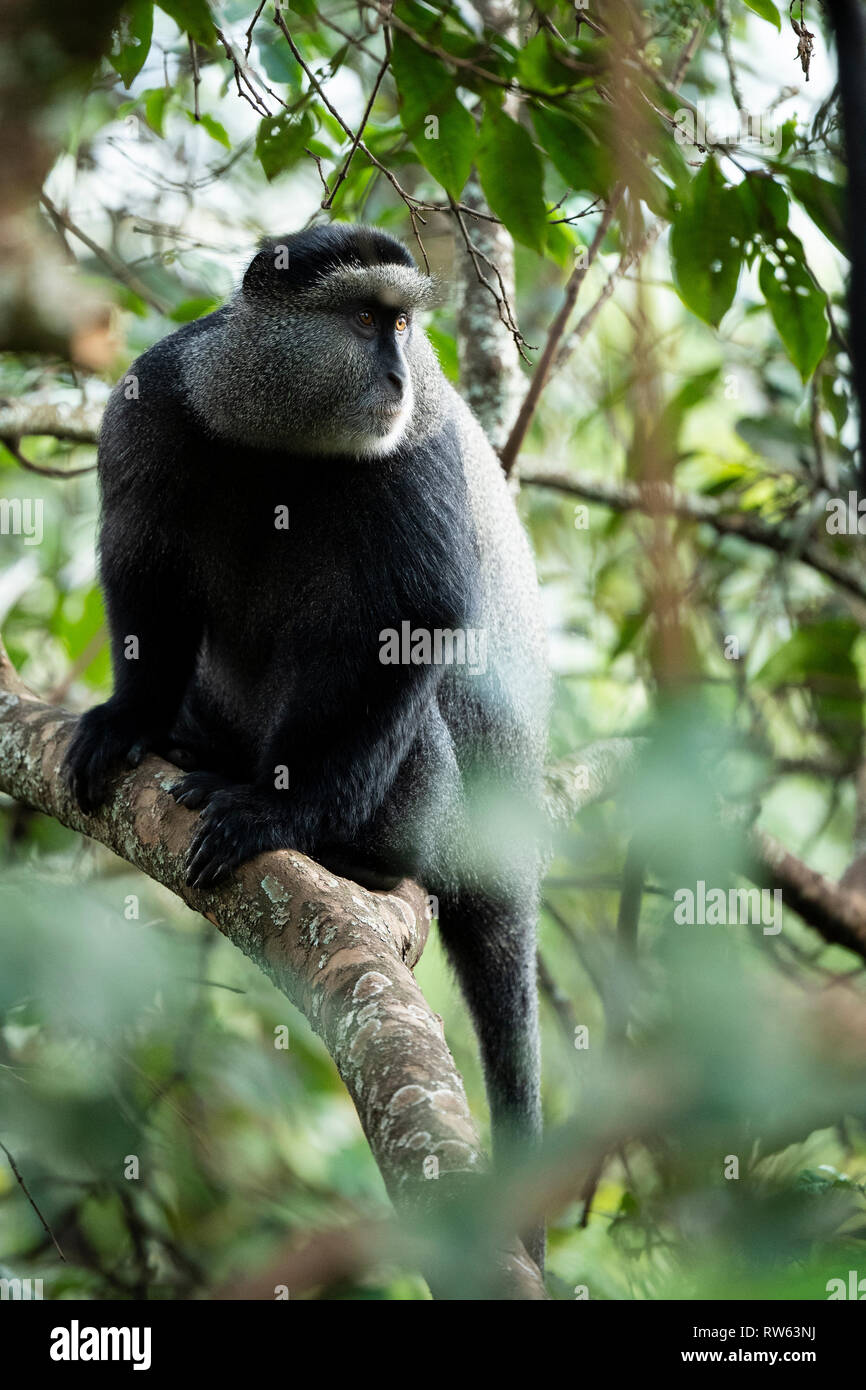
[189,35,201,121]
[449,197,529,358]
[39,193,171,316]
[323,27,392,209]
[520,466,866,605]
[553,219,663,374]
[672,17,707,85]
[0,1139,66,1261]
[716,0,746,116]
[499,189,623,474]
[245,0,267,58]
[214,25,279,117]
[2,438,96,479]
[305,147,332,200]
[274,9,433,262]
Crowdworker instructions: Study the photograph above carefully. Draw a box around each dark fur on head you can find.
[242,223,419,302]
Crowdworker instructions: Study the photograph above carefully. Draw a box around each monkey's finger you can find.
[193,860,231,890]
[171,771,234,810]
[201,806,235,831]
[171,781,209,810]
[82,762,110,814]
[198,794,236,824]
[186,829,228,886]
[126,740,149,767]
[187,851,229,889]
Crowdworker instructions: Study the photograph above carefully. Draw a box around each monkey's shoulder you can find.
[98,310,231,480]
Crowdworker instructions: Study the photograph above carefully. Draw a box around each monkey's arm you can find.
[65,390,204,811]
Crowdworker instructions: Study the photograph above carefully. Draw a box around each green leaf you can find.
[822,370,849,433]
[516,32,573,92]
[109,2,154,88]
[544,219,580,269]
[670,159,745,326]
[156,0,215,45]
[187,110,230,147]
[758,236,828,381]
[755,621,862,759]
[780,166,846,252]
[143,86,169,136]
[426,325,459,382]
[169,296,221,322]
[743,0,781,28]
[256,38,302,89]
[255,111,315,181]
[532,103,612,198]
[390,34,475,198]
[661,367,722,443]
[476,108,547,252]
[737,172,789,240]
[611,609,649,660]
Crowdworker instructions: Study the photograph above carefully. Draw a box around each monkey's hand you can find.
[64,701,159,814]
[169,769,237,810]
[182,785,315,890]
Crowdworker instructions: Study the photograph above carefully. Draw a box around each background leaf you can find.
[390,34,475,198]
[477,106,548,252]
[758,236,829,381]
[109,1,154,88]
[255,111,315,181]
[743,0,781,28]
[670,158,745,326]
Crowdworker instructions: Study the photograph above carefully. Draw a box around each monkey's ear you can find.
[242,239,294,304]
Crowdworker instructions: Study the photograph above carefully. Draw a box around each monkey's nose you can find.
[387,370,406,399]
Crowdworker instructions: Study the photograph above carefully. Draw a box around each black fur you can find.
[64,224,548,1271]
[243,224,415,303]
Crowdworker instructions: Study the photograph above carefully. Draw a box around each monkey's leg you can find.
[436,888,545,1272]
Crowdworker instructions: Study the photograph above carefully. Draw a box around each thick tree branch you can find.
[0,399,102,443]
[0,638,546,1300]
[750,828,866,963]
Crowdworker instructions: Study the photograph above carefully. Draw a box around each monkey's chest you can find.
[192,490,424,665]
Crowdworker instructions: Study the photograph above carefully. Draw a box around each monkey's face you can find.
[279,259,437,457]
[184,241,443,459]
[319,298,416,457]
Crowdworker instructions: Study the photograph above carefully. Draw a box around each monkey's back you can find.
[440,387,549,774]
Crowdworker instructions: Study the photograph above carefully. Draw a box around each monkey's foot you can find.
[183,785,304,890]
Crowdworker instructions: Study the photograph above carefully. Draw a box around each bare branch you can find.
[521,466,866,605]
[39,194,172,317]
[499,190,624,475]
[322,28,393,210]
[553,219,663,374]
[0,1139,66,1262]
[0,400,101,444]
[2,437,95,478]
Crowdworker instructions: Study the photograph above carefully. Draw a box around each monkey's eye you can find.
[395,313,408,333]
[357,309,375,328]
